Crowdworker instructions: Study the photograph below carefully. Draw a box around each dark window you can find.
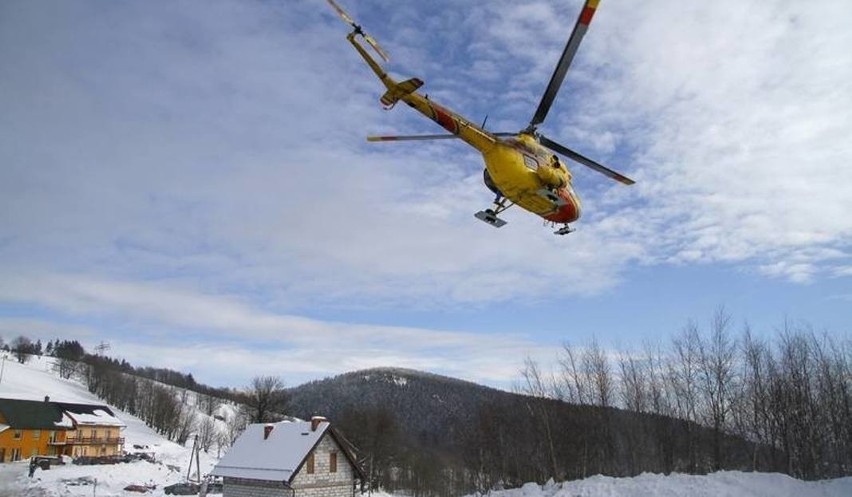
[306,453,315,474]
[330,452,338,473]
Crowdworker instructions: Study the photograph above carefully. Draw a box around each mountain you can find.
[286,367,767,495]
[288,367,513,438]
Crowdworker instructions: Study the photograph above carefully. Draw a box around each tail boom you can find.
[346,33,496,153]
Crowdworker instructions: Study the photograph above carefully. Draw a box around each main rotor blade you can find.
[529,0,601,129]
[539,135,635,185]
[368,132,515,142]
[368,134,462,142]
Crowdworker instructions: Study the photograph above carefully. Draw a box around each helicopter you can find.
[326,0,634,235]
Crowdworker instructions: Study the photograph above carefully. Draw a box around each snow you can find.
[66,410,125,427]
[2,353,851,496]
[475,472,852,497]
[0,353,219,496]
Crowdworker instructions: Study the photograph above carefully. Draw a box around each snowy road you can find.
[0,461,50,497]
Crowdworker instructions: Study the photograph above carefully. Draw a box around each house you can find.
[55,401,126,458]
[0,396,125,462]
[211,416,364,497]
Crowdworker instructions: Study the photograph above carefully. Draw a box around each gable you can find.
[290,431,358,486]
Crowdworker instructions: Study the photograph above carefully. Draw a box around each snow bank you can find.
[478,471,852,497]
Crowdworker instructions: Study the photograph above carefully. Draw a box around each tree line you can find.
[288,310,850,497]
[516,309,851,481]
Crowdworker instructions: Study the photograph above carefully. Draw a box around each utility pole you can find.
[94,342,110,356]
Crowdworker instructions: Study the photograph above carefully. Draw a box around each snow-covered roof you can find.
[0,397,125,429]
[64,408,126,427]
[55,412,74,428]
[54,401,125,428]
[211,419,330,481]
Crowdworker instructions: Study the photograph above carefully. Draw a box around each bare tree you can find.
[697,307,738,470]
[557,342,588,404]
[518,357,561,481]
[618,351,648,413]
[227,409,249,445]
[244,375,288,423]
[197,416,216,452]
[669,322,702,471]
[11,335,33,363]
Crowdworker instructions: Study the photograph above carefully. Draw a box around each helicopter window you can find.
[522,155,539,170]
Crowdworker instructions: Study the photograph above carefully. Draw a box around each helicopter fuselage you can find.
[398,79,582,224]
[347,33,581,224]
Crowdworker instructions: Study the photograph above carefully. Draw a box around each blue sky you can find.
[1,0,850,389]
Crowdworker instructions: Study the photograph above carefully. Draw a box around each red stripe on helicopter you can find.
[579,5,597,25]
[432,104,459,134]
[543,190,581,224]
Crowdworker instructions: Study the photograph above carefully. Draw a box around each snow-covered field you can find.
[2,353,851,496]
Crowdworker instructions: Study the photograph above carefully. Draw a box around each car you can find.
[164,482,199,495]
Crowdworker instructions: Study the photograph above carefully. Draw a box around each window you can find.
[306,453,315,474]
[11,448,21,462]
[33,429,41,440]
[522,154,539,170]
[48,431,57,443]
[13,430,22,440]
[330,452,338,473]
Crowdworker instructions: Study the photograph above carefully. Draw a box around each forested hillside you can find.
[287,367,759,496]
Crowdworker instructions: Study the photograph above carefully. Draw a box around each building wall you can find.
[223,477,294,497]
[0,426,65,462]
[291,434,356,497]
[66,425,123,457]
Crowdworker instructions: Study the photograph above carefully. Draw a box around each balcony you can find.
[47,438,67,446]
[65,436,125,446]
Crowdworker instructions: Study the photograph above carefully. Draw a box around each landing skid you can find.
[475,209,507,228]
[475,197,513,228]
[554,225,575,236]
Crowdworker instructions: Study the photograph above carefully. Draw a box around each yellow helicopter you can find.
[327,0,634,235]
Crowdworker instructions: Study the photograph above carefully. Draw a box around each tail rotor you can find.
[326,0,389,62]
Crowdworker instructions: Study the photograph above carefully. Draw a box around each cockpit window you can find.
[523,154,539,170]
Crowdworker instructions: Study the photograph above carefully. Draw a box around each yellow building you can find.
[57,401,126,457]
[0,397,125,462]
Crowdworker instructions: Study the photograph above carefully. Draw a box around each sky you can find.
[1,0,850,390]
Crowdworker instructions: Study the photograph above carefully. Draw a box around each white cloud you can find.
[0,274,549,386]
[0,0,850,387]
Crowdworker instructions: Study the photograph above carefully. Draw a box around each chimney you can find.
[311,416,327,432]
[263,424,274,440]
[44,395,50,403]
